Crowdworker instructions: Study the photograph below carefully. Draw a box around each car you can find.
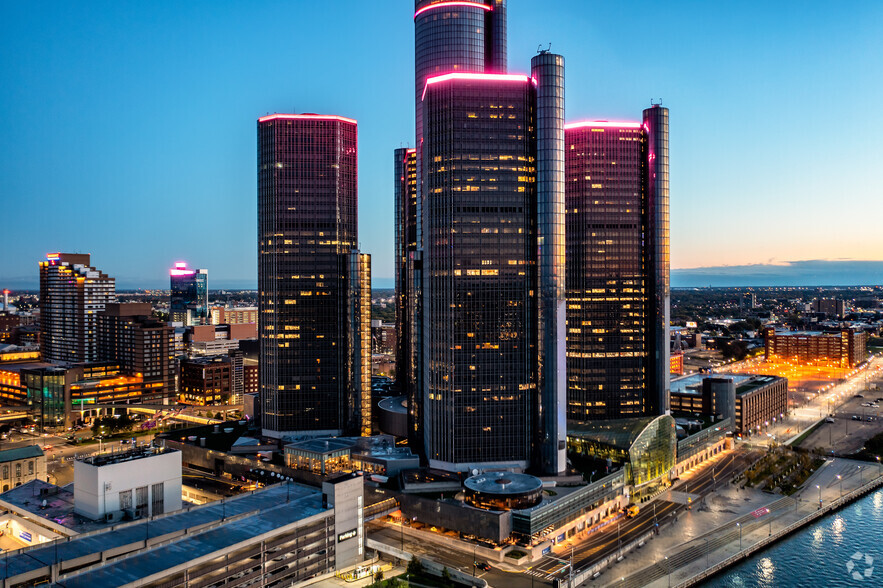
[855,394,864,399]
[852,415,860,420]
[825,417,835,423]
[475,562,491,571]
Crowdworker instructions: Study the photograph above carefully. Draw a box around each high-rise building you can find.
[563,109,670,421]
[402,1,566,474]
[39,253,115,363]
[394,147,420,446]
[97,302,175,402]
[169,262,208,326]
[257,113,371,439]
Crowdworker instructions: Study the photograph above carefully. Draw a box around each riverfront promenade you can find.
[601,457,883,587]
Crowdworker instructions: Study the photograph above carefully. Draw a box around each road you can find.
[0,431,156,486]
[527,448,759,584]
[367,449,758,588]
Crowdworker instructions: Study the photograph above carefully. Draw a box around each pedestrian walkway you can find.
[597,458,883,588]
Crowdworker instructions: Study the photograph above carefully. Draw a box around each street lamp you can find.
[837,474,843,497]
[816,484,822,509]
[736,522,742,551]
[665,556,671,588]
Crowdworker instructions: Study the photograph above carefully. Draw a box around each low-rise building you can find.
[0,446,46,492]
[73,445,182,521]
[764,327,867,368]
[671,373,788,434]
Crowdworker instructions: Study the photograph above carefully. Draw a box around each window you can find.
[151,482,164,515]
[28,461,34,475]
[119,489,133,511]
[15,464,21,478]
[136,486,148,510]
[2,466,7,479]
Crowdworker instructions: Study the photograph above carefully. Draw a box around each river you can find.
[703,489,883,587]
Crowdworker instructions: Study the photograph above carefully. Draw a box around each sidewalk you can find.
[600,458,883,588]
[593,480,783,586]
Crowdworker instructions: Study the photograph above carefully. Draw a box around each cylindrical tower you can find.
[643,104,671,415]
[531,52,566,475]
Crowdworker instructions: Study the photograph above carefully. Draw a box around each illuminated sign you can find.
[338,528,358,542]
[686,321,698,329]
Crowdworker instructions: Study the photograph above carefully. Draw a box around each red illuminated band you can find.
[422,73,535,101]
[414,1,492,19]
[564,121,642,130]
[258,114,357,125]
[170,269,197,276]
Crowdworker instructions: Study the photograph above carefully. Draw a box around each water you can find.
[702,489,883,587]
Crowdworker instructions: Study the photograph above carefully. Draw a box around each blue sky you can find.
[2,1,882,289]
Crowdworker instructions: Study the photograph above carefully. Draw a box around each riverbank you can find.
[603,458,883,588]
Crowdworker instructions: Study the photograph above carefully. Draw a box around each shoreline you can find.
[676,465,883,587]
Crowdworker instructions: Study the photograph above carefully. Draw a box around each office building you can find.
[563,110,670,421]
[401,1,567,474]
[39,253,115,363]
[258,114,371,439]
[809,298,846,317]
[97,303,175,401]
[169,262,208,326]
[670,373,788,434]
[393,147,419,444]
[763,327,867,368]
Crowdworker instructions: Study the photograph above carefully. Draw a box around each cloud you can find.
[673,259,883,287]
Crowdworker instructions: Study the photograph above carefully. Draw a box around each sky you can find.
[2,1,882,289]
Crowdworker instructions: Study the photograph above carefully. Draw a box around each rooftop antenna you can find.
[650,98,663,106]
[537,43,552,54]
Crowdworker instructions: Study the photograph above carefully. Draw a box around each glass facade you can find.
[422,75,536,469]
[567,415,676,497]
[258,114,367,438]
[394,148,422,450]
[643,105,671,415]
[564,123,649,420]
[169,264,208,326]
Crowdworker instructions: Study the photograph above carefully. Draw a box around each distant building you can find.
[670,373,788,434]
[217,306,257,325]
[764,327,867,368]
[809,298,846,317]
[284,435,419,477]
[0,446,46,492]
[73,446,182,521]
[179,355,232,405]
[670,351,684,376]
[371,321,396,355]
[184,323,257,355]
[97,303,175,401]
[39,253,115,363]
[169,262,208,326]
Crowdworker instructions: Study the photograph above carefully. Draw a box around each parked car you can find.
[475,562,491,571]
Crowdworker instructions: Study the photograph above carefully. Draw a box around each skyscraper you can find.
[257,113,371,439]
[407,0,566,474]
[393,148,420,447]
[39,253,115,363]
[564,108,670,420]
[169,262,208,326]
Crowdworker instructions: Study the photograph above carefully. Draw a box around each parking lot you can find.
[798,390,883,455]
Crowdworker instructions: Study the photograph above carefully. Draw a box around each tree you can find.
[374,569,384,583]
[441,566,453,586]
[406,556,424,577]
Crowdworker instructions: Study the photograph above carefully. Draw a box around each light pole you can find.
[837,474,842,497]
[665,556,671,588]
[859,465,864,486]
[736,522,742,551]
[816,484,822,509]
[876,456,881,477]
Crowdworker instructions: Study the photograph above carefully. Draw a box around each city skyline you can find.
[3,1,883,288]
